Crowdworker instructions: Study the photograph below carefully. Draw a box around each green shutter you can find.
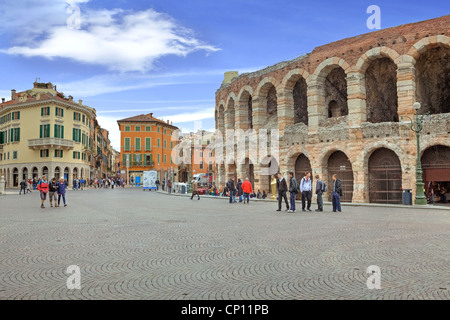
[145,138,150,151]
[41,108,44,116]
[54,124,58,138]
[17,128,20,142]
[40,125,43,139]
[46,124,50,138]
[55,107,58,116]
[61,109,64,117]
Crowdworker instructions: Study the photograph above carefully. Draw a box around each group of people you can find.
[276,171,342,213]
[426,181,448,204]
[32,176,68,209]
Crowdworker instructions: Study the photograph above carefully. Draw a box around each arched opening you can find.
[238,91,253,130]
[421,145,450,204]
[64,167,69,181]
[73,168,78,180]
[227,164,236,181]
[415,46,450,115]
[327,151,354,202]
[267,86,277,116]
[248,95,253,129]
[328,100,340,118]
[325,67,348,117]
[81,168,84,179]
[294,154,312,200]
[32,167,38,179]
[227,98,235,130]
[13,168,19,187]
[242,158,255,188]
[365,57,398,123]
[293,77,308,125]
[218,105,225,133]
[22,168,28,181]
[42,166,49,178]
[54,167,61,180]
[369,148,402,204]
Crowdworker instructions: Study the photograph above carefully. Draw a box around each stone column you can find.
[351,163,367,203]
[277,91,294,134]
[306,80,326,134]
[0,175,5,195]
[346,71,366,140]
[396,55,416,119]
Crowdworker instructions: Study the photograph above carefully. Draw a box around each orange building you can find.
[117,113,178,184]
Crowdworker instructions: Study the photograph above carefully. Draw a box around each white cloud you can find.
[1,1,219,72]
[163,108,215,123]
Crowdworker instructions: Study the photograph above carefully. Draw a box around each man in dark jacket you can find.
[19,179,27,195]
[48,178,58,207]
[236,179,243,203]
[332,174,343,212]
[227,178,236,203]
[288,172,298,213]
[276,172,289,212]
[315,174,324,212]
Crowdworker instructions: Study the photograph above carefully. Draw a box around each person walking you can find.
[276,172,289,212]
[236,179,243,203]
[288,172,298,213]
[48,178,58,207]
[242,177,253,204]
[80,177,84,190]
[168,179,172,194]
[19,179,27,195]
[37,176,49,209]
[332,174,343,212]
[57,177,67,207]
[190,179,200,200]
[315,175,325,212]
[26,178,32,193]
[300,172,312,212]
[227,177,236,204]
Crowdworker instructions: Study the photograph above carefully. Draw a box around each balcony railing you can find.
[0,144,3,151]
[129,161,155,167]
[28,138,75,150]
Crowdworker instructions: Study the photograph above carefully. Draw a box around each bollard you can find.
[0,176,5,195]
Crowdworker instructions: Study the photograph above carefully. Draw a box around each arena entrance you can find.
[422,145,450,205]
[327,151,354,202]
[294,154,311,200]
[369,148,402,204]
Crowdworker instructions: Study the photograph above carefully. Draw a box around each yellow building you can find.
[0,81,95,187]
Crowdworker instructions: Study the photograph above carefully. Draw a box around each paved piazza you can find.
[0,188,449,300]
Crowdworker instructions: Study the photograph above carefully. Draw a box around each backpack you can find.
[321,180,327,192]
[294,178,300,194]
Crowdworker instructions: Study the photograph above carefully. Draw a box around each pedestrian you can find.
[300,172,312,212]
[48,178,58,207]
[26,178,32,193]
[190,179,200,200]
[168,179,172,194]
[227,177,236,204]
[242,177,253,204]
[37,176,49,209]
[288,172,298,213]
[57,177,67,207]
[80,177,84,190]
[32,177,37,190]
[237,178,243,203]
[315,174,325,212]
[276,172,289,212]
[162,179,166,191]
[19,179,27,195]
[257,190,262,199]
[332,174,343,212]
[155,179,160,190]
[262,190,267,199]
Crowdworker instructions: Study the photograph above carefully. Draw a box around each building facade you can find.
[117,113,178,184]
[0,81,113,187]
[215,16,450,204]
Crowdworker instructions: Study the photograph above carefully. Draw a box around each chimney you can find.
[68,95,73,101]
[147,113,153,118]
[11,89,16,100]
[167,120,170,124]
[1,98,5,103]
[78,99,83,105]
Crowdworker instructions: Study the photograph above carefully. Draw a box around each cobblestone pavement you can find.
[0,188,449,300]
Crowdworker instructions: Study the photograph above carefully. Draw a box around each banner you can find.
[143,171,157,190]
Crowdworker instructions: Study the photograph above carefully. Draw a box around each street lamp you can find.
[401,102,429,205]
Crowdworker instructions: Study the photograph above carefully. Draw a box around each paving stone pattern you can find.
[0,189,449,300]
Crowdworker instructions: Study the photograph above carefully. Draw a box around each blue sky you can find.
[0,0,448,149]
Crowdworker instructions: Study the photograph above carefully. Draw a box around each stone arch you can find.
[32,167,39,179]
[42,166,49,178]
[22,167,29,181]
[293,153,312,200]
[12,167,19,187]
[354,47,401,74]
[421,145,450,200]
[255,77,281,128]
[325,150,354,202]
[218,104,225,134]
[226,96,236,130]
[281,69,311,126]
[312,57,351,79]
[73,167,79,180]
[367,147,403,204]
[237,86,254,130]
[54,166,61,180]
[412,38,450,115]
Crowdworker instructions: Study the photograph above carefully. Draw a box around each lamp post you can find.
[401,102,429,205]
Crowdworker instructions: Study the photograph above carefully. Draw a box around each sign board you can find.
[143,171,157,190]
[121,170,126,174]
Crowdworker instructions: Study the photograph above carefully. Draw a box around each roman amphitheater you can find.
[214,15,449,204]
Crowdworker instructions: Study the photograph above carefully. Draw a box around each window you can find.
[164,154,167,163]
[164,129,166,134]
[135,126,141,132]
[54,125,64,139]
[41,107,50,116]
[55,107,64,117]
[145,138,151,151]
[209,162,213,171]
[82,114,85,123]
[157,127,160,133]
[10,128,20,142]
[11,111,20,120]
[73,128,81,142]
[54,150,64,158]
[13,151,17,160]
[200,161,204,169]
[124,126,130,132]
[157,154,160,163]
[171,141,173,149]
[73,112,81,121]
[164,140,167,148]
[135,137,141,151]
[157,138,160,147]
[124,138,130,151]
[209,152,213,157]
[40,149,49,158]
[40,124,50,138]
[73,151,81,159]
[0,131,5,144]
[145,126,151,132]
[0,113,12,124]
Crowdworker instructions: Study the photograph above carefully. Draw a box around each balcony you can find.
[129,161,155,168]
[28,138,75,150]
[0,144,3,151]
